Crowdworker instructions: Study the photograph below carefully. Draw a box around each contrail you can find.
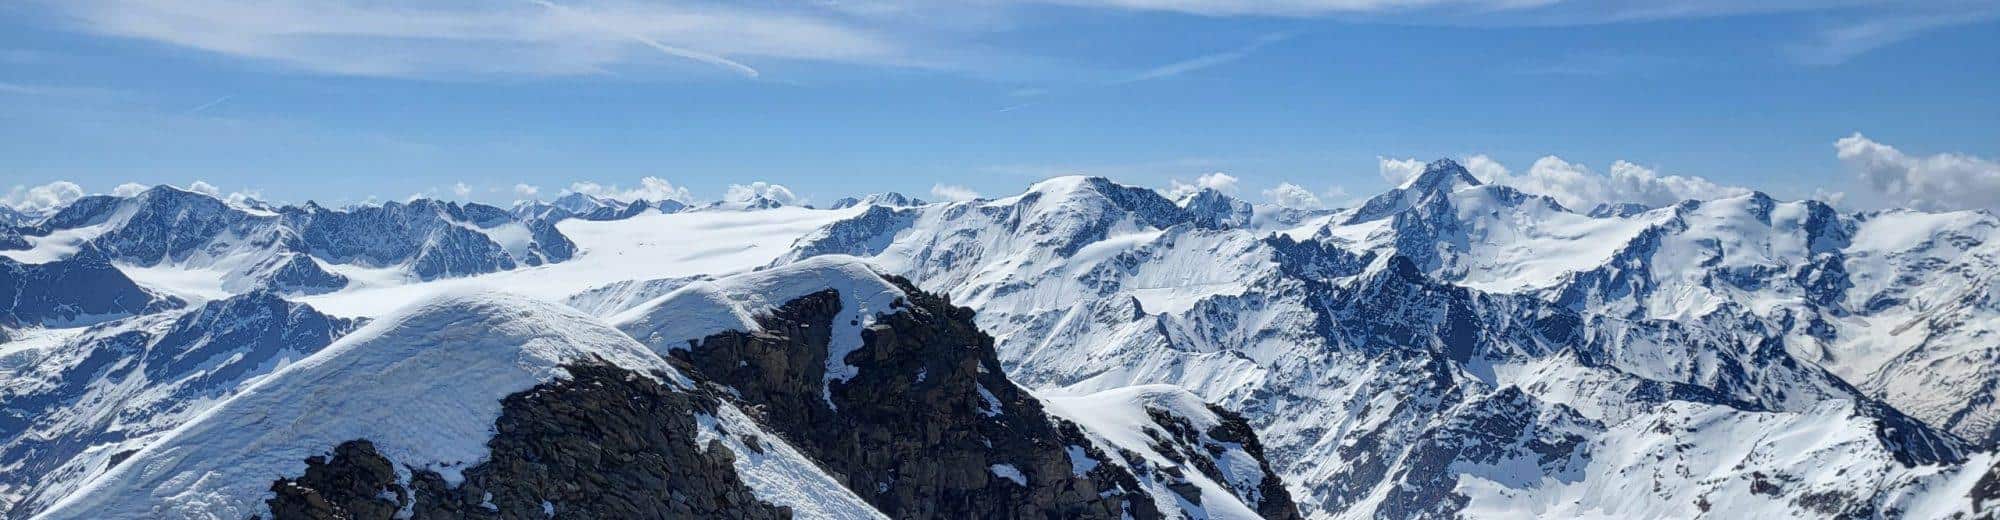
[184,95,231,114]
[527,0,760,78]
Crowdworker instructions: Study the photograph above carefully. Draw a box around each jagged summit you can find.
[1343,157,1493,225]
[1399,158,1484,192]
[1178,187,1254,229]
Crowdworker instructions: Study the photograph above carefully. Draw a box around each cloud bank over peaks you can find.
[930,183,981,202]
[1262,181,1347,209]
[1165,172,1241,199]
[725,181,800,205]
[2,181,85,212]
[567,176,694,203]
[1837,133,2000,212]
[187,180,223,197]
[1379,154,1752,212]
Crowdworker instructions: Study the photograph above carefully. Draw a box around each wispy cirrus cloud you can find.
[524,0,760,77]
[25,0,1994,82]
[1119,33,1289,83]
[1786,8,2000,65]
[42,0,913,79]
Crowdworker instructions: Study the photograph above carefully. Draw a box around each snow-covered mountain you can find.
[11,257,1298,519]
[0,245,181,329]
[774,163,2000,518]
[9,167,2000,519]
[0,291,358,515]
[4,186,577,297]
[511,192,689,222]
[828,192,927,210]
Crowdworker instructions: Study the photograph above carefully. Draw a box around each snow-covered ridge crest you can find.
[37,290,682,520]
[611,255,908,405]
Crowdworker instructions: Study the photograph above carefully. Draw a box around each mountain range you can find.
[3,164,1999,519]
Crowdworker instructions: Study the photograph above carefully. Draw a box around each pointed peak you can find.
[1399,158,1483,192]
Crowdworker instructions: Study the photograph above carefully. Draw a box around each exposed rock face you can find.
[1158,405,1302,520]
[265,440,406,520]
[1179,188,1253,230]
[0,245,180,327]
[265,362,789,520]
[0,225,27,250]
[672,281,1170,519]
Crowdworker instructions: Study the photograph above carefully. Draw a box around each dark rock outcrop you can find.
[675,284,1161,518]
[265,362,790,520]
[672,275,1300,519]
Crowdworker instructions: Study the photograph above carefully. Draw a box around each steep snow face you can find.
[612,256,909,406]
[563,275,710,317]
[1044,385,1288,520]
[35,292,682,519]
[1452,397,1997,519]
[776,172,1995,518]
[0,292,357,517]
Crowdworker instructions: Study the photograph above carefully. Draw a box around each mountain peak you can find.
[1398,158,1483,193]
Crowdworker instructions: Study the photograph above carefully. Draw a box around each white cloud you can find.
[1,181,85,212]
[1378,157,1426,185]
[451,182,473,199]
[1462,155,1510,183]
[725,181,799,205]
[50,0,911,79]
[1165,172,1241,198]
[1324,184,1351,205]
[1384,154,1752,211]
[930,183,981,202]
[629,177,694,202]
[513,183,542,199]
[1033,0,1974,21]
[567,177,693,202]
[186,180,222,197]
[112,182,149,197]
[1835,133,2000,211]
[225,188,264,205]
[1262,182,1323,209]
[40,0,1978,84]
[1812,188,1849,207]
[1521,156,1751,210]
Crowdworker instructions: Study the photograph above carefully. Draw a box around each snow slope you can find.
[35,292,690,519]
[298,205,863,318]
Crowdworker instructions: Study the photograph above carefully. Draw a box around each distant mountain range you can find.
[3,169,1998,519]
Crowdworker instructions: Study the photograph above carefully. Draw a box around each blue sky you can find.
[2,0,1998,211]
